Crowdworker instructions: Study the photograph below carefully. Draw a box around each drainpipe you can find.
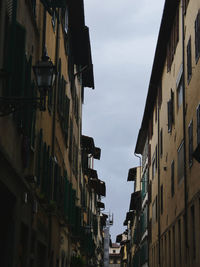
[42,7,47,59]
[51,9,60,156]
[49,8,60,264]
[157,103,161,267]
[181,0,188,261]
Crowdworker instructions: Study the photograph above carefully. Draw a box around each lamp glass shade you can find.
[33,60,55,90]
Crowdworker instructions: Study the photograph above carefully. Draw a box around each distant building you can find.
[109,243,121,267]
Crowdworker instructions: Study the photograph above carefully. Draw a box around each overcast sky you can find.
[82,0,165,241]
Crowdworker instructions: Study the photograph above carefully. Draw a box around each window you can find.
[187,37,192,83]
[158,83,162,108]
[195,11,200,62]
[160,129,163,157]
[177,77,183,108]
[167,90,174,132]
[171,161,175,197]
[160,185,163,214]
[64,8,69,34]
[152,196,158,224]
[51,11,56,32]
[197,104,200,145]
[152,153,156,179]
[183,0,190,14]
[191,205,196,259]
[149,116,153,139]
[178,141,184,183]
[188,121,193,167]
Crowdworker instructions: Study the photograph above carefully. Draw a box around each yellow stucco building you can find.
[135,0,200,267]
[0,1,106,266]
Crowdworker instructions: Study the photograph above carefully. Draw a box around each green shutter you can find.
[64,96,70,145]
[36,129,43,186]
[5,0,18,96]
[64,174,69,218]
[48,156,53,200]
[13,23,26,97]
[41,142,47,194]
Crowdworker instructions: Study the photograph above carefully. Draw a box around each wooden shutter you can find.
[48,156,53,200]
[188,121,193,166]
[64,96,70,145]
[57,58,62,113]
[13,23,26,96]
[187,38,192,82]
[41,142,47,194]
[148,144,151,166]
[167,99,172,132]
[36,129,43,186]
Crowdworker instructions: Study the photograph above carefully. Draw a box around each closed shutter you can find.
[48,156,53,200]
[53,163,58,202]
[13,23,26,96]
[57,58,62,114]
[64,96,70,145]
[148,144,151,166]
[41,142,47,194]
[167,99,172,132]
[188,121,193,166]
[64,171,69,218]
[5,0,17,96]
[36,129,43,186]
[187,38,192,82]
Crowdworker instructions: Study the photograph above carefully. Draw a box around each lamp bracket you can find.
[0,96,46,117]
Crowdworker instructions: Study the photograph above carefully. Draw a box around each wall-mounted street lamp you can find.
[0,56,56,117]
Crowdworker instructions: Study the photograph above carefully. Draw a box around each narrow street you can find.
[0,0,200,267]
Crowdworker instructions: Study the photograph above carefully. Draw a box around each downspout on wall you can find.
[157,102,161,267]
[181,0,189,262]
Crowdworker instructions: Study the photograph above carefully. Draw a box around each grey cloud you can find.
[83,0,165,240]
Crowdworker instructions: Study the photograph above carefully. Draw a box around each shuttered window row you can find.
[57,59,70,146]
[35,131,78,225]
[187,37,192,83]
[188,120,193,167]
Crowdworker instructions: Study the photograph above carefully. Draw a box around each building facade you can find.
[135,0,200,267]
[109,243,121,267]
[0,1,105,267]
